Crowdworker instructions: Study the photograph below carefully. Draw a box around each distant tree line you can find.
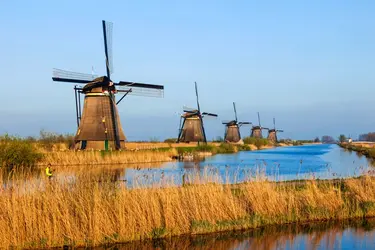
[321,135,336,144]
[359,132,375,142]
[338,134,347,143]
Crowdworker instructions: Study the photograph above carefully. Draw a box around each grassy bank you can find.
[39,148,178,166]
[1,172,375,248]
[40,143,255,166]
[175,143,252,156]
[339,142,375,159]
[1,133,279,167]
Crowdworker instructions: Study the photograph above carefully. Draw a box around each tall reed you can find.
[1,170,375,248]
[39,148,178,166]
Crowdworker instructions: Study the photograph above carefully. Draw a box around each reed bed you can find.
[1,170,375,248]
[340,142,375,159]
[38,143,254,166]
[38,148,178,166]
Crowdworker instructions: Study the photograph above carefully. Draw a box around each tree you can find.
[321,135,335,144]
[338,134,346,143]
[313,137,320,143]
[359,132,375,142]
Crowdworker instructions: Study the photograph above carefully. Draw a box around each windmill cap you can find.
[82,76,114,92]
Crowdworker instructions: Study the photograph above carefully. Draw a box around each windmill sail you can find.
[53,69,164,98]
[102,20,113,75]
[52,68,97,83]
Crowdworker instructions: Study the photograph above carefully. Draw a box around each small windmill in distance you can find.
[177,82,217,144]
[251,112,268,139]
[267,118,284,143]
[222,102,251,143]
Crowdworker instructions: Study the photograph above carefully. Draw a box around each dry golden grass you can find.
[39,142,219,151]
[36,142,227,166]
[125,142,207,150]
[38,148,178,166]
[351,141,375,148]
[1,171,375,248]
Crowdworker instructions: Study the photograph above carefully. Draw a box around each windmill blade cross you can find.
[233,102,238,121]
[183,110,198,114]
[117,81,164,90]
[222,120,235,125]
[182,106,196,112]
[116,81,164,98]
[273,117,276,130]
[52,68,97,84]
[202,112,218,117]
[257,112,261,126]
[102,20,113,78]
[238,122,252,125]
[195,82,201,113]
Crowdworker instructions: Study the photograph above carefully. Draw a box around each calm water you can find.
[124,144,373,187]
[93,219,375,250]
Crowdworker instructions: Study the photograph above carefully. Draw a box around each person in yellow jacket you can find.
[45,164,53,179]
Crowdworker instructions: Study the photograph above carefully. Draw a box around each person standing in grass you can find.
[45,164,53,179]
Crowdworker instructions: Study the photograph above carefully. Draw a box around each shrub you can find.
[196,144,215,152]
[39,130,74,151]
[292,141,303,146]
[216,143,236,154]
[149,137,160,143]
[367,148,375,158]
[0,135,43,169]
[243,137,269,149]
[236,144,251,151]
[164,138,178,143]
[212,136,224,142]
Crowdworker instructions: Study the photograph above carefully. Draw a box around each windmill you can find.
[250,112,267,139]
[222,102,251,143]
[177,82,217,143]
[52,20,164,150]
[267,118,284,143]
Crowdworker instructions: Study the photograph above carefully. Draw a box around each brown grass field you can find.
[1,169,375,248]
[37,142,278,166]
[350,141,375,148]
[39,148,178,166]
[44,142,215,151]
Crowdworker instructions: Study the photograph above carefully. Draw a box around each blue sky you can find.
[1,1,375,140]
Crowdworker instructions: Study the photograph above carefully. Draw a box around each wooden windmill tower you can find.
[52,20,164,150]
[267,118,283,143]
[177,82,217,143]
[251,112,268,139]
[222,102,251,143]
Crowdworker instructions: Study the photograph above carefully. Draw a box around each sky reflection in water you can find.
[124,144,373,187]
[91,219,375,250]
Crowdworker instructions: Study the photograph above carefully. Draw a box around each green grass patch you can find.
[243,137,270,149]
